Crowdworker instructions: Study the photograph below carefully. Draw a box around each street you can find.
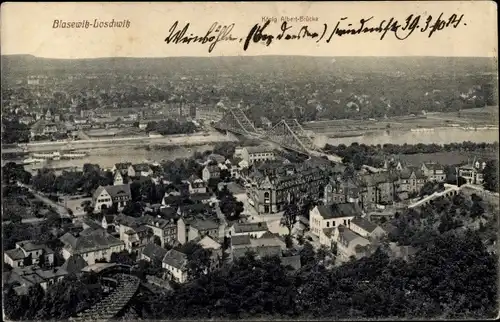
[17,182,72,219]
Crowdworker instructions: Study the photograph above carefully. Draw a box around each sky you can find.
[1,1,497,58]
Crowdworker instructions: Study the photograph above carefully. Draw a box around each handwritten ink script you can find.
[164,13,466,53]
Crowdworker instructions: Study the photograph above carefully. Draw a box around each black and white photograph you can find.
[1,1,498,321]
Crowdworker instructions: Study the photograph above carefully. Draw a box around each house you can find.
[59,254,88,275]
[3,266,68,295]
[457,160,485,185]
[324,177,362,205]
[4,240,55,268]
[185,175,207,194]
[113,162,132,175]
[59,228,125,265]
[240,145,276,164]
[248,164,328,214]
[162,249,188,283]
[358,171,399,208]
[29,119,65,139]
[229,232,286,261]
[197,235,223,271]
[177,217,222,245]
[189,192,213,204]
[229,222,269,238]
[115,214,177,248]
[207,153,226,165]
[202,165,220,182]
[280,255,302,270]
[141,243,169,263]
[309,203,363,238]
[349,216,386,239]
[421,162,446,182]
[128,163,154,177]
[396,167,427,195]
[336,225,372,262]
[177,203,213,218]
[260,116,273,128]
[92,183,132,212]
[113,171,124,185]
[101,214,116,230]
[122,225,154,253]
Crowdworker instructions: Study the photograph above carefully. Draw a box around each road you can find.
[17,183,72,219]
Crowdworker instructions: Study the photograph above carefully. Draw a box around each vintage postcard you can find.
[1,1,498,321]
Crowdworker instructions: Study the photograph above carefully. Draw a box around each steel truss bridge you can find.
[213,107,341,162]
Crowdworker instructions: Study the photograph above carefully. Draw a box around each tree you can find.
[281,203,298,236]
[218,187,244,220]
[153,235,162,246]
[482,160,498,192]
[299,242,316,267]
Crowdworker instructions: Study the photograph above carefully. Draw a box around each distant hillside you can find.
[1,54,497,77]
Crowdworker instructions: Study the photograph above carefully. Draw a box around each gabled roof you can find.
[5,248,25,261]
[133,163,152,172]
[350,217,380,234]
[115,162,132,170]
[231,235,251,246]
[280,255,301,270]
[93,184,131,200]
[399,167,426,179]
[189,192,212,201]
[337,225,368,246]
[189,217,220,231]
[15,240,45,252]
[423,162,444,171]
[60,229,123,254]
[245,145,275,154]
[204,165,220,173]
[162,249,187,270]
[316,203,362,219]
[233,222,268,233]
[60,254,88,274]
[142,243,168,262]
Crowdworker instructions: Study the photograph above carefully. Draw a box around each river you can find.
[23,144,215,172]
[13,128,500,172]
[324,128,499,146]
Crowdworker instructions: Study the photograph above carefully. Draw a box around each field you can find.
[303,106,499,135]
[396,150,498,166]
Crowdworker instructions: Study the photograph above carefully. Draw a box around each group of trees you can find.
[3,272,105,320]
[134,228,497,320]
[1,118,30,144]
[31,164,113,195]
[325,141,498,170]
[216,186,244,221]
[145,119,197,135]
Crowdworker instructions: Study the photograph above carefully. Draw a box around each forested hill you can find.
[2,54,497,76]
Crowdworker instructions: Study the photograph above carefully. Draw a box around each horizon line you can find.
[1,54,497,60]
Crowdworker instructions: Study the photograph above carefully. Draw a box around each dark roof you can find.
[423,163,444,171]
[189,192,212,201]
[93,184,131,200]
[360,171,399,186]
[189,218,220,231]
[316,203,362,219]
[323,228,335,238]
[159,207,178,219]
[5,248,25,261]
[60,254,88,274]
[399,167,426,180]
[231,235,251,246]
[60,229,123,253]
[162,249,187,270]
[114,162,132,170]
[179,203,212,215]
[204,165,220,173]
[133,163,152,172]
[233,222,268,233]
[233,245,282,259]
[280,255,302,270]
[350,217,379,233]
[338,225,366,245]
[245,145,275,154]
[142,243,168,262]
[15,240,45,252]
